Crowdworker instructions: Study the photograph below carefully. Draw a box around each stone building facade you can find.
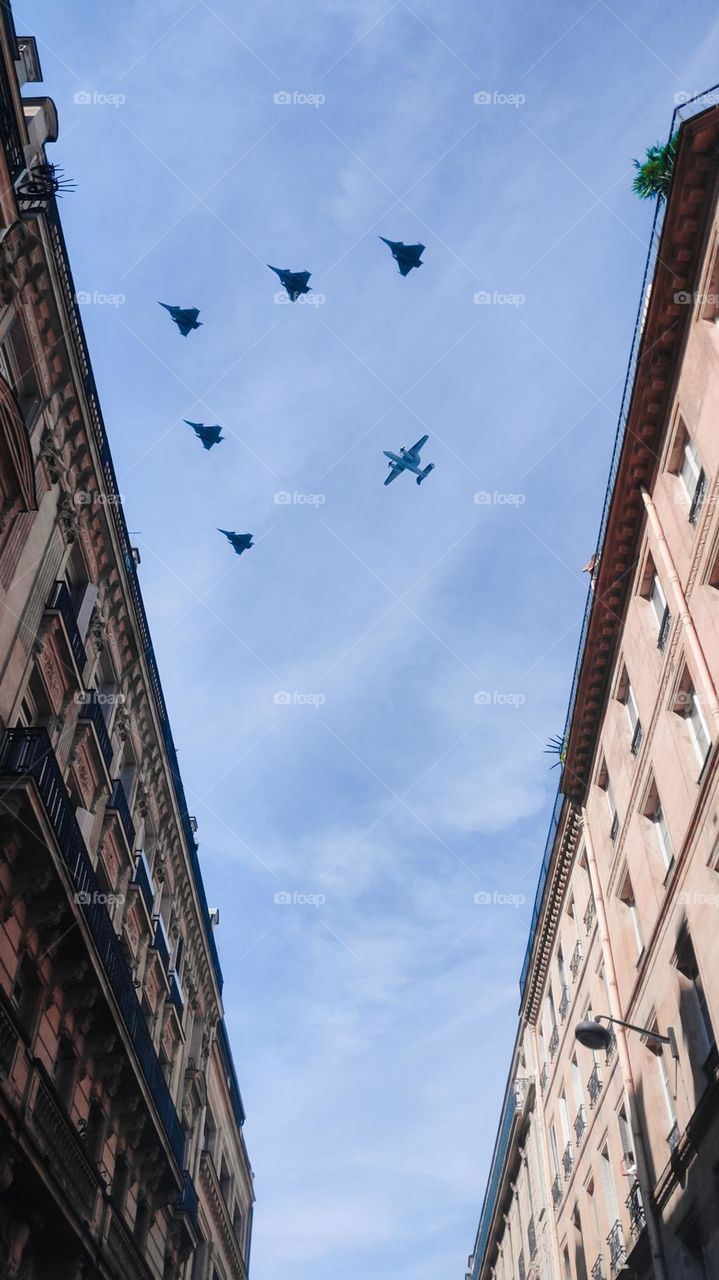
[467,92,719,1280]
[0,6,253,1278]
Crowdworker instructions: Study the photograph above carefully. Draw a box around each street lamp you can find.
[575,1015,678,1059]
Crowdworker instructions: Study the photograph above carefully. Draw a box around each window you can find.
[624,679,643,755]
[648,571,672,651]
[675,929,716,1066]
[643,779,674,874]
[617,1105,636,1175]
[599,1145,619,1225]
[648,1019,677,1140]
[562,1247,572,1280]
[678,435,707,526]
[605,777,619,841]
[11,953,41,1038]
[618,870,643,961]
[676,682,712,771]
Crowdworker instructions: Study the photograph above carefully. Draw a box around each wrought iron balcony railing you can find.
[584,894,596,935]
[46,580,86,672]
[152,915,171,973]
[174,1169,199,1228]
[551,1173,562,1209]
[569,938,583,980]
[559,984,571,1023]
[539,1062,548,1093]
[689,470,707,525]
[630,719,643,756]
[562,1140,574,1178]
[607,1220,626,1273]
[605,1027,617,1064]
[574,1103,587,1145]
[106,777,135,852]
[588,1064,603,1109]
[591,1256,606,1280]
[131,850,155,919]
[667,1120,680,1151]
[657,605,672,652]
[527,1215,537,1260]
[0,727,185,1171]
[549,1024,559,1060]
[77,692,113,770]
[518,1248,526,1280]
[626,1179,646,1237]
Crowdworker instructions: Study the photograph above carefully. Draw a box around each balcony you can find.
[562,1140,574,1179]
[551,1173,562,1209]
[574,1104,587,1145]
[569,938,583,981]
[106,777,135,852]
[689,470,707,525]
[168,970,185,1016]
[46,580,86,673]
[657,605,671,652]
[539,1062,548,1093]
[131,849,155,920]
[174,1169,199,1229]
[152,915,171,973]
[630,719,643,756]
[667,1120,680,1151]
[559,984,570,1023]
[591,1257,606,1280]
[605,1027,617,1065]
[76,692,113,770]
[588,1064,603,1109]
[607,1220,626,1274]
[584,894,596,935]
[549,1024,559,1060]
[0,727,186,1172]
[626,1179,646,1237]
[527,1215,537,1260]
[518,1248,526,1280]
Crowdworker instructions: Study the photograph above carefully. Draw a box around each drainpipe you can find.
[641,487,719,731]
[582,813,668,1280]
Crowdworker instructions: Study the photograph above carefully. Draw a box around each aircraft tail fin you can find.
[416,464,434,485]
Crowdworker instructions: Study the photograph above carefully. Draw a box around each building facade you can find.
[0,6,253,1279]
[467,93,719,1280]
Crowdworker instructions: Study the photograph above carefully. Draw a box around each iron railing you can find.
[76,692,113,770]
[46,580,86,672]
[657,605,672,652]
[527,1215,537,1260]
[559,984,570,1023]
[549,1025,559,1060]
[0,727,186,1170]
[626,1179,646,1237]
[106,777,135,852]
[469,1083,518,1271]
[667,1120,680,1151]
[591,1256,606,1280]
[551,1173,562,1209]
[605,1028,617,1065]
[562,1141,574,1179]
[570,938,583,980]
[584,894,596,935]
[607,1220,626,1273]
[518,1248,526,1280]
[689,470,707,525]
[539,1062,548,1093]
[588,1064,603,1109]
[131,850,155,919]
[574,1104,587,1145]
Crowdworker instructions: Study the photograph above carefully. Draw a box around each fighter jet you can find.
[383,435,435,486]
[184,420,224,451]
[268,265,312,301]
[158,302,202,335]
[218,529,254,556]
[379,237,425,276]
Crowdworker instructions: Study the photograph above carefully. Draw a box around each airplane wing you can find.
[294,272,311,286]
[397,260,413,276]
[384,465,402,486]
[407,435,428,458]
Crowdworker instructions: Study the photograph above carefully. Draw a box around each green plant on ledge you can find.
[544,733,567,770]
[631,134,678,202]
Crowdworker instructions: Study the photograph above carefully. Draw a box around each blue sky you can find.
[22,2,719,1277]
